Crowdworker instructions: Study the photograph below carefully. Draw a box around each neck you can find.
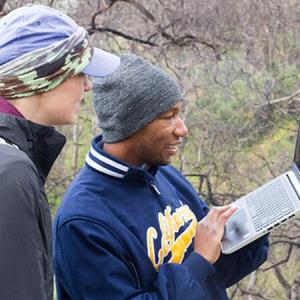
[6,96,46,125]
[103,140,142,167]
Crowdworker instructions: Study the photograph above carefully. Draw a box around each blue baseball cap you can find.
[0,4,120,77]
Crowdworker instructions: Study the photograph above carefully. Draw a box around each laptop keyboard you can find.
[246,178,295,231]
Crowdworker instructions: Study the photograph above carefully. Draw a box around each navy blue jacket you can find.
[53,135,268,300]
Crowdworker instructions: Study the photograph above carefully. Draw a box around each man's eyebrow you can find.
[163,108,177,114]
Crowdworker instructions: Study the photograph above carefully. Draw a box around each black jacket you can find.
[0,112,65,300]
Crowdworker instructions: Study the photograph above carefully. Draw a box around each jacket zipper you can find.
[129,261,141,288]
[148,180,169,212]
[149,182,160,195]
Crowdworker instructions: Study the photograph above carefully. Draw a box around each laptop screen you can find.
[293,121,300,169]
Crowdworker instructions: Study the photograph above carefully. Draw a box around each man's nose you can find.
[174,116,188,137]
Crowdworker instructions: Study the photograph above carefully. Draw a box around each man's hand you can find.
[194,205,237,264]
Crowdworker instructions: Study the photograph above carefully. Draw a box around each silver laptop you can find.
[221,123,300,254]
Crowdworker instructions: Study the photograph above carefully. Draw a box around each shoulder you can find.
[0,146,40,215]
[56,165,112,221]
[157,165,190,184]
[0,145,38,189]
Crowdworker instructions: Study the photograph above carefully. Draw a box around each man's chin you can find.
[148,160,171,167]
[145,155,173,167]
[158,158,172,166]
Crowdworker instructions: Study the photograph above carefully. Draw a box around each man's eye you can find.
[162,113,176,120]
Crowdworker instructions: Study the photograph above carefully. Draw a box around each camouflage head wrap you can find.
[0,26,92,99]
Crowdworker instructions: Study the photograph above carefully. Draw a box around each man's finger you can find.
[218,206,238,227]
[205,205,233,222]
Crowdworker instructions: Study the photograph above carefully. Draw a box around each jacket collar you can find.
[0,96,25,118]
[86,135,158,182]
[0,112,66,181]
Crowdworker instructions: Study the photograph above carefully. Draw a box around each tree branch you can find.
[119,0,155,22]
[256,89,300,108]
[291,272,300,300]
[89,0,220,53]
[88,27,158,46]
[262,244,293,271]
[0,0,7,13]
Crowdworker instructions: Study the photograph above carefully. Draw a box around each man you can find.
[53,54,268,299]
[0,4,120,300]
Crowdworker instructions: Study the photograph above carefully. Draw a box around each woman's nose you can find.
[84,76,93,92]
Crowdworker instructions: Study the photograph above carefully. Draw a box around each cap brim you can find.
[82,47,120,77]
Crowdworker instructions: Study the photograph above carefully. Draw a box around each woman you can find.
[0,4,120,300]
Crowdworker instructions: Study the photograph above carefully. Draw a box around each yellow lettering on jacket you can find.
[146,205,197,270]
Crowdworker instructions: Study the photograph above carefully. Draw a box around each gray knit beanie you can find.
[92,53,183,143]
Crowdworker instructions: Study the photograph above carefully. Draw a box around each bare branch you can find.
[119,0,155,22]
[262,244,293,271]
[256,89,300,109]
[48,0,56,6]
[88,0,220,53]
[88,27,158,46]
[0,0,7,12]
[274,265,290,298]
[291,272,300,300]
